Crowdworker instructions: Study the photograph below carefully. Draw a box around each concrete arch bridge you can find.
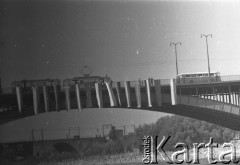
[1,76,240,130]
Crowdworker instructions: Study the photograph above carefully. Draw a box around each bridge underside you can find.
[1,104,240,131]
[140,104,240,131]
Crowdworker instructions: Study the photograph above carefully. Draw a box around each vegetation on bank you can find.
[135,115,236,151]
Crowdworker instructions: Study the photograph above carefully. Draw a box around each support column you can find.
[95,83,103,108]
[212,87,215,100]
[124,81,131,107]
[222,88,225,103]
[53,85,59,111]
[16,86,23,113]
[154,80,162,106]
[170,79,177,105]
[234,91,237,105]
[228,86,231,104]
[43,86,49,112]
[135,81,141,108]
[235,91,238,105]
[162,87,165,103]
[85,83,92,108]
[216,89,218,101]
[105,82,117,107]
[65,86,71,111]
[233,91,236,105]
[238,89,240,114]
[146,79,152,107]
[115,82,122,107]
[196,88,198,97]
[32,86,40,114]
[75,83,82,111]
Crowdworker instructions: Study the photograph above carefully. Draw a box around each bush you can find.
[0,147,16,161]
[53,142,76,153]
[83,140,125,156]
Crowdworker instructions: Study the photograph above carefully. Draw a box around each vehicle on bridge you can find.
[177,71,221,84]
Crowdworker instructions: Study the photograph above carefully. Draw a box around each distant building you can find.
[115,129,123,137]
[233,133,240,140]
[73,66,111,84]
[108,126,124,140]
[127,132,134,136]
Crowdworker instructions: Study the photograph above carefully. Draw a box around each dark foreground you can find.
[1,152,239,165]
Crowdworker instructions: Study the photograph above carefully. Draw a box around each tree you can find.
[109,126,117,140]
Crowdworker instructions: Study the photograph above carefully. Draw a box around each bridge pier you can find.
[232,92,235,105]
[235,92,237,105]
[43,86,49,112]
[221,88,224,103]
[170,79,177,105]
[16,86,23,113]
[135,81,141,108]
[75,83,82,111]
[95,83,103,108]
[145,79,152,107]
[234,91,237,105]
[105,82,117,107]
[64,86,71,111]
[32,86,40,114]
[220,89,223,102]
[85,83,92,108]
[236,91,239,105]
[224,92,227,103]
[195,88,198,97]
[217,90,221,101]
[238,89,240,107]
[115,82,122,107]
[53,84,59,111]
[124,81,131,107]
[228,86,231,104]
[213,88,216,100]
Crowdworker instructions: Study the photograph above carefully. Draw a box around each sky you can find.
[1,0,240,141]
[1,0,240,89]
[0,108,169,142]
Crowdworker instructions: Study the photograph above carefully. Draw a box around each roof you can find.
[177,71,220,76]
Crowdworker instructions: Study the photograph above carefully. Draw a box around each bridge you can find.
[1,75,240,131]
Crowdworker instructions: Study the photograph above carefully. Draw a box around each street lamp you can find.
[170,42,182,76]
[201,34,212,82]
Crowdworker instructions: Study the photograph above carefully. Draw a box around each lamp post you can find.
[201,34,212,82]
[170,42,182,76]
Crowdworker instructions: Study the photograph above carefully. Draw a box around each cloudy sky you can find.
[1,0,240,88]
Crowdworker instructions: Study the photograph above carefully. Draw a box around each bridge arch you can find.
[1,77,240,131]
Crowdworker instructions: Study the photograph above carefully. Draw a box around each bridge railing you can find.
[1,78,175,115]
[178,95,240,116]
[220,75,240,82]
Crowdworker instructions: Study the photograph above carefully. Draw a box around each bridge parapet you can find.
[178,95,240,116]
[11,79,61,114]
[177,80,240,107]
[12,79,61,88]
[220,75,240,82]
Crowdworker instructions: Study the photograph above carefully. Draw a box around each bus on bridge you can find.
[177,71,221,84]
